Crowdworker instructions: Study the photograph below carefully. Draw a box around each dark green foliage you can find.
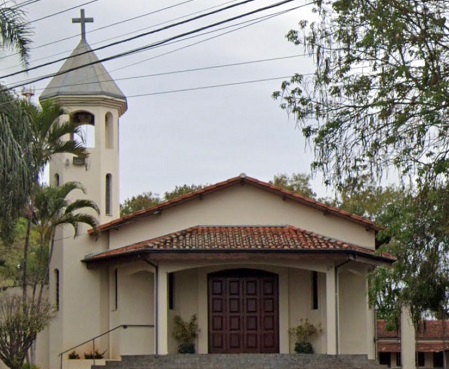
[270,173,316,199]
[164,184,203,201]
[177,343,195,354]
[0,90,34,244]
[120,192,160,216]
[294,342,314,354]
[172,314,200,354]
[84,350,106,359]
[275,0,449,187]
[120,185,204,217]
[68,351,80,360]
[275,0,449,327]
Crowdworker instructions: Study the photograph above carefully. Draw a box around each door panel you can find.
[208,269,279,353]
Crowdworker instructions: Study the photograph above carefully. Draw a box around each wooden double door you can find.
[208,269,279,353]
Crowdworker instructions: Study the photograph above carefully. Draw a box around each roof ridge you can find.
[92,175,379,234]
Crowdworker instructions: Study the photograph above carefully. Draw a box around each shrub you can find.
[68,351,80,359]
[172,314,200,354]
[289,319,322,354]
[84,349,106,359]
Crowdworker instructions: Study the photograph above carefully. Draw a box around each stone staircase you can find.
[94,354,387,369]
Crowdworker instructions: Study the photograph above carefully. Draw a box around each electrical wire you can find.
[17,4,305,92]
[31,53,308,93]
[0,0,201,64]
[28,0,99,23]
[6,0,310,89]
[127,75,294,97]
[0,0,261,79]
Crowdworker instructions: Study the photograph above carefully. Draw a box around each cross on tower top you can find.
[72,9,94,41]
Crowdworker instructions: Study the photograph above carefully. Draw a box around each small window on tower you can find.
[72,111,95,148]
[54,173,60,187]
[105,174,112,215]
[105,113,113,149]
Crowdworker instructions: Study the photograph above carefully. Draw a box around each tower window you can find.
[54,173,60,187]
[105,113,113,149]
[105,174,112,215]
[73,111,95,148]
[55,269,60,311]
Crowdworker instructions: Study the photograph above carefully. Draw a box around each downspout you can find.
[335,257,353,355]
[140,256,159,357]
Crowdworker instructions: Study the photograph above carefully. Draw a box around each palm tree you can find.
[0,5,31,66]
[32,182,99,303]
[21,100,88,301]
[0,4,32,242]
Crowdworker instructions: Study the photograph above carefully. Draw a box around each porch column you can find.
[156,267,169,355]
[326,266,337,355]
[366,277,375,360]
[401,306,416,369]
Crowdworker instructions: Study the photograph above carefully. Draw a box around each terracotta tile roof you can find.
[84,225,394,263]
[91,174,380,234]
[377,320,449,353]
[377,320,449,340]
[377,320,400,339]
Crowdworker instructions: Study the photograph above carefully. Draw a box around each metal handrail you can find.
[58,324,154,369]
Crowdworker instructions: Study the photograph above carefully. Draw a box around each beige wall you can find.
[107,185,375,251]
[338,264,369,354]
[288,269,327,354]
[123,260,369,356]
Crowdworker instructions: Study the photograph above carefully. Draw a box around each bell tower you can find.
[40,9,127,223]
[39,10,127,369]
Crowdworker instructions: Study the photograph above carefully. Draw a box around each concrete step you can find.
[94,354,387,369]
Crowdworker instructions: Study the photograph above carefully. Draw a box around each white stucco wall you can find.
[338,264,369,354]
[107,185,376,251]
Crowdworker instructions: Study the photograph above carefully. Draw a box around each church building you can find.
[34,9,395,369]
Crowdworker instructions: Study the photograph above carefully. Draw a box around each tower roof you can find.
[39,39,127,114]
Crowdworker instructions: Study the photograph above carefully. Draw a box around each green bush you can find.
[294,341,314,354]
[172,314,200,354]
[84,349,106,359]
[68,351,80,359]
[177,343,196,354]
[289,319,322,354]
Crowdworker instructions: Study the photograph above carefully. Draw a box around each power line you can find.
[1,0,261,79]
[127,75,294,97]
[15,4,303,90]
[7,0,310,89]
[8,4,304,90]
[12,0,43,9]
[109,5,297,73]
[0,0,200,64]
[28,0,99,23]
[32,53,308,93]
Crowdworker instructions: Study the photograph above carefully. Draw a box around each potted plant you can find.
[289,319,322,354]
[172,314,200,353]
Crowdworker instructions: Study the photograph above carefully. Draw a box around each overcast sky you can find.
[3,0,329,202]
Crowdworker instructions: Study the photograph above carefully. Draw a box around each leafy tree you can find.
[274,0,449,186]
[0,294,54,369]
[21,100,87,301]
[121,185,203,216]
[31,182,99,303]
[269,173,316,199]
[164,184,204,201]
[0,5,32,243]
[121,192,160,216]
[274,0,449,325]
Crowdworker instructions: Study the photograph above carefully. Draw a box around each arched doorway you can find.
[208,269,279,353]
